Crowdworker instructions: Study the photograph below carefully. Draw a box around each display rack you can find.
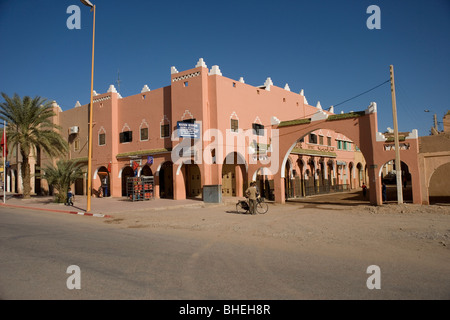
[127,176,155,201]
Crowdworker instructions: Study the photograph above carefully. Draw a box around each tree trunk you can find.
[21,154,31,198]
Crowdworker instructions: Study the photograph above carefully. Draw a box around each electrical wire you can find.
[332,79,390,108]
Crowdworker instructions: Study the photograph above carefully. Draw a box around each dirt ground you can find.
[101,191,450,258]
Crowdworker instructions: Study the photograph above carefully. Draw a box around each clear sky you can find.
[0,0,449,138]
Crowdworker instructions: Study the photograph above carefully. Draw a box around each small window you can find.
[337,140,342,150]
[99,133,106,146]
[343,141,348,150]
[231,119,239,133]
[309,133,317,144]
[140,127,149,141]
[161,124,170,138]
[319,135,324,145]
[74,139,80,151]
[233,82,236,88]
[119,131,132,143]
[184,81,189,87]
[327,137,332,146]
[252,123,265,136]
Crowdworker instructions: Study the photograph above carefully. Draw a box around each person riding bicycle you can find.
[245,181,258,215]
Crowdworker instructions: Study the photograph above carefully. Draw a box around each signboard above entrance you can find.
[177,121,200,139]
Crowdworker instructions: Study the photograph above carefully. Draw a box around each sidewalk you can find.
[0,193,242,218]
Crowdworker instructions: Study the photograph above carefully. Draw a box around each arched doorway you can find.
[221,152,246,197]
[141,164,153,177]
[97,166,110,197]
[348,162,354,189]
[428,162,450,204]
[254,167,274,200]
[284,158,293,199]
[159,161,173,199]
[184,164,201,198]
[379,160,412,202]
[306,158,316,195]
[356,162,363,187]
[296,158,306,197]
[327,160,335,187]
[121,166,134,197]
[318,158,325,192]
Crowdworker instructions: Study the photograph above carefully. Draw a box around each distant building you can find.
[418,111,450,204]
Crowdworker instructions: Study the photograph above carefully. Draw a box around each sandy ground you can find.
[101,193,450,261]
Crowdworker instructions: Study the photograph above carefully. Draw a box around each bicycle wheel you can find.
[236,202,248,214]
[256,201,268,214]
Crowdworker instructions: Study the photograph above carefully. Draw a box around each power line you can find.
[332,79,390,108]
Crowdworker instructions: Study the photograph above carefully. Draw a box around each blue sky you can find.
[0,0,449,138]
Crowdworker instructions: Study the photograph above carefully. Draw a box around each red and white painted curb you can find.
[0,203,112,218]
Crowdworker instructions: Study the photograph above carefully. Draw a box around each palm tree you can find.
[40,160,84,203]
[0,93,68,198]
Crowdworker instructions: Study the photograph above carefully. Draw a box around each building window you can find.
[140,127,149,141]
[337,140,342,150]
[161,124,170,138]
[252,123,265,136]
[99,133,106,146]
[343,141,348,150]
[327,136,332,146]
[231,119,239,133]
[319,135,324,145]
[74,139,80,151]
[119,131,132,143]
[184,81,189,87]
[309,133,317,144]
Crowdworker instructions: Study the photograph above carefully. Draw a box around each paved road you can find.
[1,206,449,300]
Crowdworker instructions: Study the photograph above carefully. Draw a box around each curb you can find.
[0,203,112,218]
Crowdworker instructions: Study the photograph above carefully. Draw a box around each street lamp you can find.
[80,0,96,212]
[80,0,94,8]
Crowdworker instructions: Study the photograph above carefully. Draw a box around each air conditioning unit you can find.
[69,126,79,134]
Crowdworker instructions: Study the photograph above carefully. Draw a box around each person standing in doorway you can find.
[382,182,387,203]
[362,182,367,198]
[245,181,258,215]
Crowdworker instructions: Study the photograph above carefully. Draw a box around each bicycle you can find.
[236,196,268,214]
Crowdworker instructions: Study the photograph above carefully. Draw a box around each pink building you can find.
[47,58,368,201]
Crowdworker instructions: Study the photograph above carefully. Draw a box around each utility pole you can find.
[389,65,403,204]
